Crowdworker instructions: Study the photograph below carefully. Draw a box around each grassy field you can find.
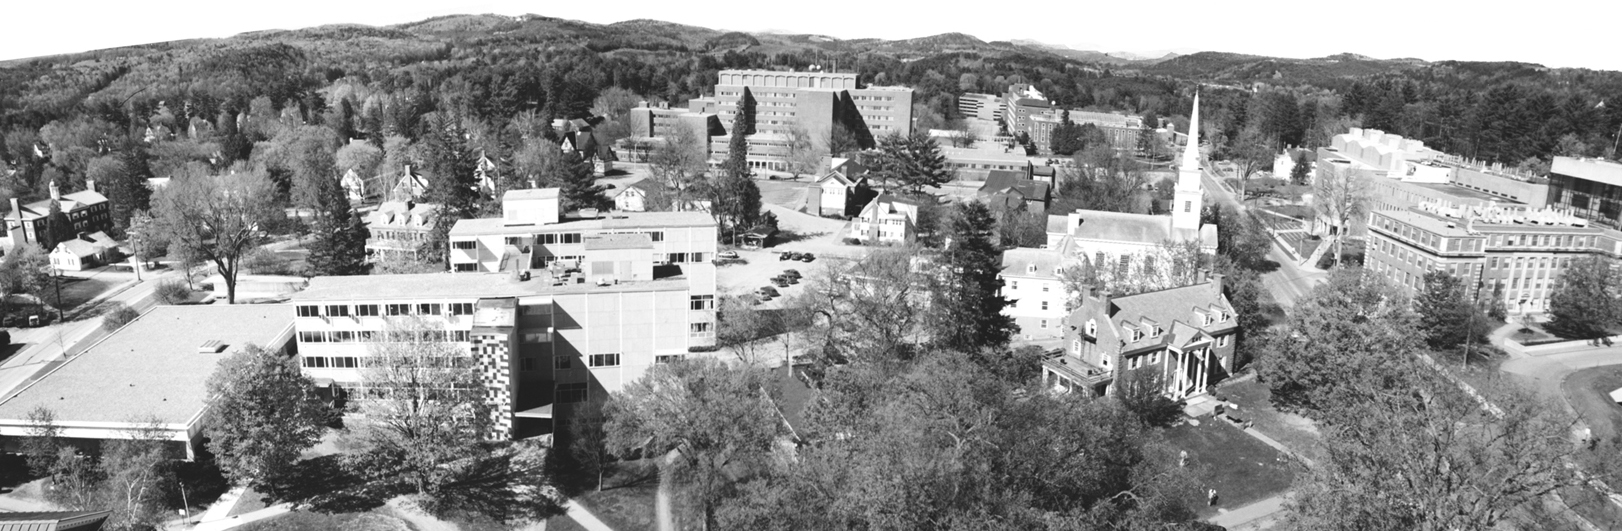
[1164,417,1298,517]
[1217,378,1325,464]
[572,459,660,531]
[1564,366,1622,444]
[54,277,114,312]
[234,511,412,531]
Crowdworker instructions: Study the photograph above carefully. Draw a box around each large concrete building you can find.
[0,305,295,459]
[447,189,718,274]
[1000,84,1052,136]
[707,69,914,142]
[957,93,1001,121]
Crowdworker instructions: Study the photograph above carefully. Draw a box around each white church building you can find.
[1001,93,1220,340]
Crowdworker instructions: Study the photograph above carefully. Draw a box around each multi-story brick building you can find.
[6,181,110,250]
[957,93,1001,121]
[1044,279,1237,399]
[1027,110,1144,155]
[1000,84,1052,136]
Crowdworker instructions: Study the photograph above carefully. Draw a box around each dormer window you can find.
[1027,263,1037,273]
[1084,319,1097,337]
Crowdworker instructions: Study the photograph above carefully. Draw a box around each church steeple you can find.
[1172,92,1204,233]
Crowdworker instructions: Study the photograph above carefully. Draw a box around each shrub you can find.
[101,303,140,332]
[155,280,192,305]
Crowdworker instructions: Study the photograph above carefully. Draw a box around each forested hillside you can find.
[1,12,1620,219]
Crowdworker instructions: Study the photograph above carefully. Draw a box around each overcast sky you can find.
[6,0,1618,72]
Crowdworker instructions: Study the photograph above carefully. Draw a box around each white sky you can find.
[5,0,1619,72]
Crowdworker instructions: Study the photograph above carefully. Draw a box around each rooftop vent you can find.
[198,340,228,354]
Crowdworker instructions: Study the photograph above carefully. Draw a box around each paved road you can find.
[1198,167,1324,308]
[0,267,181,402]
[1501,344,1622,396]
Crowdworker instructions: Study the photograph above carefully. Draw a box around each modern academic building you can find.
[1364,156,1622,314]
[701,69,915,140]
[293,187,719,439]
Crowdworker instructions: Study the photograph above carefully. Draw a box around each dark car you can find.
[757,286,780,297]
[780,251,799,261]
[798,252,816,262]
[783,269,801,279]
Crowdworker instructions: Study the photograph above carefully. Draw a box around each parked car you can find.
[772,277,791,288]
[798,252,816,262]
[779,251,799,261]
[782,269,801,279]
[757,286,780,297]
[718,250,739,259]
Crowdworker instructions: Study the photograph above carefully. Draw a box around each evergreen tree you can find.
[44,200,74,250]
[418,115,481,262]
[868,132,953,193]
[738,87,757,136]
[306,168,369,276]
[1414,270,1475,349]
[556,150,607,212]
[1546,255,1619,339]
[1290,151,1312,185]
[1050,110,1085,156]
[712,113,761,242]
[931,201,1017,350]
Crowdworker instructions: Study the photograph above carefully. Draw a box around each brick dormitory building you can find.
[1362,155,1622,315]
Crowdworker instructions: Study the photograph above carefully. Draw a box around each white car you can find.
[718,251,740,259]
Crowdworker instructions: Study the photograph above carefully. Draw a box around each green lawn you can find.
[228,486,271,517]
[572,459,660,531]
[545,514,591,531]
[54,277,114,312]
[233,511,412,531]
[1216,378,1326,464]
[1564,366,1622,444]
[1163,417,1298,517]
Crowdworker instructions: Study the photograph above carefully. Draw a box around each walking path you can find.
[566,501,615,531]
[1208,494,1289,530]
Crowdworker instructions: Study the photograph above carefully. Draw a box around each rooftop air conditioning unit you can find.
[198,340,228,354]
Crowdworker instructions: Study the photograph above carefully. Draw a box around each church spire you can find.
[1172,90,1204,233]
[1180,91,1202,172]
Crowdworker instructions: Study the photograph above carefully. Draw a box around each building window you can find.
[326,305,350,317]
[521,358,535,372]
[452,240,477,250]
[450,330,469,342]
[449,303,474,316]
[417,303,443,315]
[301,356,328,368]
[523,332,550,344]
[386,304,411,316]
[555,355,573,370]
[689,295,715,310]
[1011,280,1018,290]
[556,383,588,404]
[454,263,478,272]
[1218,335,1230,347]
[1039,319,1047,329]
[656,354,684,364]
[1184,201,1191,213]
[297,305,320,317]
[690,322,713,334]
[298,331,326,343]
[1041,301,1049,310]
[589,353,621,367]
[1150,352,1160,364]
[356,304,380,317]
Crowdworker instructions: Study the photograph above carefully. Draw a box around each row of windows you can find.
[371,230,428,242]
[298,329,472,343]
[298,303,474,318]
[301,355,475,369]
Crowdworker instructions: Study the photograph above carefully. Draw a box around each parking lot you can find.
[716,202,865,309]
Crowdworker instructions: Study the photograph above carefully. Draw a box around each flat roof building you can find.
[711,69,914,145]
[0,305,295,459]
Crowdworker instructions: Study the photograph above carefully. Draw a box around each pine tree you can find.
[1050,110,1085,156]
[1290,151,1312,185]
[738,87,757,136]
[418,115,481,263]
[44,200,74,251]
[1547,255,1619,339]
[711,113,761,243]
[932,201,1017,350]
[1415,270,1474,349]
[305,169,370,276]
[556,150,608,212]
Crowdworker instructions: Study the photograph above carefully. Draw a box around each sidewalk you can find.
[567,500,615,531]
[1208,494,1288,530]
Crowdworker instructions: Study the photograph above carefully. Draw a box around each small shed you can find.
[1609,387,1622,404]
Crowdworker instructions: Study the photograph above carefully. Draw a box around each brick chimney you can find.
[85,180,96,194]
[1211,273,1225,298]
[48,181,60,201]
